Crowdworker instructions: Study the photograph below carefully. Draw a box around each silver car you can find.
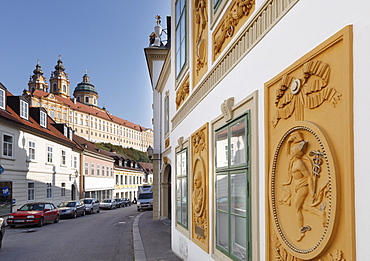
[82,198,100,214]
[99,199,117,210]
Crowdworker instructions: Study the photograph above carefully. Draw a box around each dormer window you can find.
[40,111,47,128]
[0,89,5,110]
[20,100,29,120]
[63,125,68,137]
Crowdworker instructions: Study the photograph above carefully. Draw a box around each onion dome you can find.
[33,60,43,75]
[73,73,98,95]
[54,57,65,71]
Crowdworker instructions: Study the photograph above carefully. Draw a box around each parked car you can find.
[123,198,132,207]
[58,200,85,218]
[0,218,5,248]
[82,198,100,214]
[114,198,124,208]
[7,202,59,228]
[100,199,117,210]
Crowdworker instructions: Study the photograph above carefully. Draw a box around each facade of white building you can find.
[146,0,370,260]
[0,83,80,214]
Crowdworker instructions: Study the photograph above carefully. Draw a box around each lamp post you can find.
[147,145,161,161]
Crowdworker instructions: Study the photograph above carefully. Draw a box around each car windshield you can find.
[103,199,112,203]
[59,202,76,207]
[83,199,92,204]
[138,193,153,199]
[19,204,45,211]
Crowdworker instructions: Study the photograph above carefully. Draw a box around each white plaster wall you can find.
[168,0,370,260]
[85,176,115,191]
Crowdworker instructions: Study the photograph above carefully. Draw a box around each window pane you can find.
[176,153,181,177]
[181,151,186,176]
[216,128,228,168]
[181,178,187,225]
[216,174,228,212]
[230,120,246,166]
[177,179,182,223]
[231,173,246,216]
[231,215,247,260]
[217,211,229,251]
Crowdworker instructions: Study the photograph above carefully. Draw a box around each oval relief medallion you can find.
[270,122,337,260]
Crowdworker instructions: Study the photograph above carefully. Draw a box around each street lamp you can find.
[147,145,161,161]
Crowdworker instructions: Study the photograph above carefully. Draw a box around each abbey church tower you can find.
[49,56,71,99]
[28,60,48,93]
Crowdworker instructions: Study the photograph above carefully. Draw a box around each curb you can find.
[133,212,146,261]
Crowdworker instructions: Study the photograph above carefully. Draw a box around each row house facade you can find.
[73,135,115,201]
[24,58,153,153]
[146,1,370,261]
[0,83,80,215]
[0,83,150,216]
[107,151,145,201]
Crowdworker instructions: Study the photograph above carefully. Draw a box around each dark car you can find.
[82,198,100,214]
[123,198,132,207]
[7,202,60,228]
[114,198,124,208]
[0,218,5,248]
[58,200,85,218]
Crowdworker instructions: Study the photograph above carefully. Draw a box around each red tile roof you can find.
[32,90,147,131]
[0,91,76,147]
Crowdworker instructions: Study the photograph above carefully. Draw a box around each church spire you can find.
[28,60,48,92]
[49,55,70,98]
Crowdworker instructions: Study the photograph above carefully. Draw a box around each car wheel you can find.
[9,225,15,228]
[73,211,77,219]
[54,215,60,223]
[82,210,86,216]
[110,205,113,210]
[37,217,44,227]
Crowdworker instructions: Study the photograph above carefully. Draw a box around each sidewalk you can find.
[133,211,181,261]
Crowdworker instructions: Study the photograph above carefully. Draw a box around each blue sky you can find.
[0,1,171,128]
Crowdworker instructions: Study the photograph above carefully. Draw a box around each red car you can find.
[7,202,60,228]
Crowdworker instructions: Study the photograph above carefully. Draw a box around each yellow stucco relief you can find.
[176,75,189,110]
[265,26,354,260]
[212,0,255,61]
[192,0,208,87]
[191,123,209,252]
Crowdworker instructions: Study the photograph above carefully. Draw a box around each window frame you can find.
[176,147,188,229]
[47,146,53,163]
[2,133,14,158]
[28,182,35,201]
[215,113,251,261]
[0,88,5,110]
[175,0,187,78]
[20,100,29,120]
[61,183,66,197]
[61,150,66,165]
[46,183,52,199]
[40,111,47,128]
[85,162,89,175]
[28,140,36,161]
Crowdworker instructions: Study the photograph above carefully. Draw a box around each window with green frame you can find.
[214,0,223,12]
[176,148,188,228]
[215,113,250,261]
[175,0,187,77]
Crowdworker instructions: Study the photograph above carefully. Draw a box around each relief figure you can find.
[193,171,204,216]
[279,131,328,242]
